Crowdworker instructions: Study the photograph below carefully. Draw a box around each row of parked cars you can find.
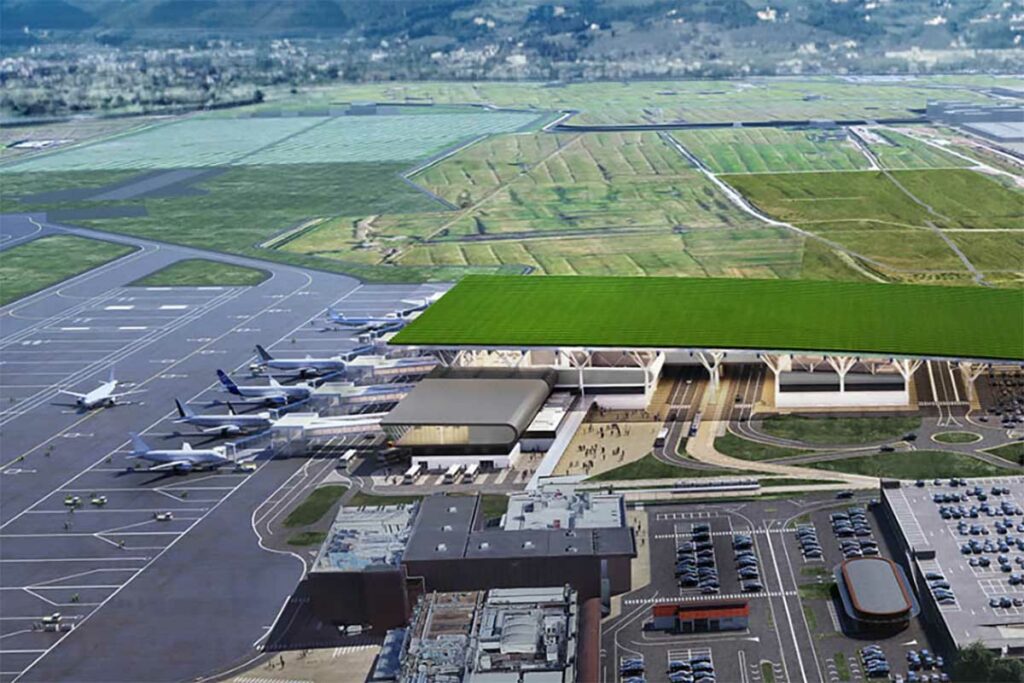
[733,533,763,593]
[620,656,645,682]
[832,507,876,558]
[676,524,719,594]
[795,524,822,559]
[860,644,891,679]
[667,653,715,683]
[924,570,956,606]
[901,647,950,683]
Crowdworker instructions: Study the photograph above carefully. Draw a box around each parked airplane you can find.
[397,292,444,315]
[250,344,361,377]
[325,308,407,334]
[216,370,313,405]
[128,433,233,472]
[58,369,142,410]
[174,399,272,436]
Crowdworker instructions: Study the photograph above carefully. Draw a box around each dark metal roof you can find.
[380,378,551,437]
[402,494,635,563]
[839,557,913,617]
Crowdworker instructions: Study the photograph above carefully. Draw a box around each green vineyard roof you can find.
[391,276,1024,361]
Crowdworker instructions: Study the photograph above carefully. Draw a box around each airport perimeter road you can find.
[0,213,446,682]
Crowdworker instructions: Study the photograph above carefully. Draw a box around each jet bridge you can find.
[344,355,439,380]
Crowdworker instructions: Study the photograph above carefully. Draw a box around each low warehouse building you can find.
[834,557,919,635]
[650,600,750,634]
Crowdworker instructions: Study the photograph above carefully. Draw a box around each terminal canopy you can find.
[392,275,1024,362]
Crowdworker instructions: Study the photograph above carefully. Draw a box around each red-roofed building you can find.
[650,600,750,634]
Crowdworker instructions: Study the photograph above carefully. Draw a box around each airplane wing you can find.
[201,424,241,435]
[147,460,192,471]
[109,390,146,399]
[57,390,87,398]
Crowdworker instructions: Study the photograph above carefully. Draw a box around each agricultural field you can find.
[722,168,1024,282]
[1,109,543,172]
[673,128,871,174]
[296,76,1004,125]
[863,128,976,170]
[1,117,160,160]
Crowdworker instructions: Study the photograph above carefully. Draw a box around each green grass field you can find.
[131,259,268,287]
[933,431,983,444]
[674,128,871,174]
[759,415,920,445]
[392,275,1024,360]
[0,235,136,305]
[287,531,327,546]
[715,433,807,461]
[282,485,346,527]
[588,454,739,481]
[809,450,1013,479]
[985,442,1024,466]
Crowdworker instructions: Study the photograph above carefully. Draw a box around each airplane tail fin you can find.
[174,399,195,419]
[226,401,237,415]
[129,432,150,454]
[255,345,273,362]
[107,367,116,383]
[181,442,192,452]
[268,376,281,388]
[216,370,240,394]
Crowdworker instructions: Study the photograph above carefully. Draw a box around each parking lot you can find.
[602,493,942,683]
[886,476,1024,650]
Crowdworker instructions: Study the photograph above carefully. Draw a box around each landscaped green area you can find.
[393,275,1024,360]
[131,259,268,287]
[715,432,807,461]
[985,442,1024,466]
[808,451,1013,479]
[0,235,135,305]
[286,531,327,546]
[674,128,870,174]
[347,491,424,507]
[834,653,852,682]
[761,662,776,683]
[478,494,509,523]
[798,581,836,600]
[759,415,920,445]
[933,431,983,445]
[588,453,740,481]
[282,485,347,528]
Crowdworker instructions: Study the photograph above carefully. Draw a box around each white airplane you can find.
[174,399,272,436]
[216,370,313,406]
[249,344,371,377]
[397,292,444,316]
[58,369,142,410]
[127,433,236,472]
[325,308,407,334]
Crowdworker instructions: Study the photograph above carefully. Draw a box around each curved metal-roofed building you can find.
[834,557,919,635]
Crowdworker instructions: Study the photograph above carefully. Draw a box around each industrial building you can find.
[380,586,593,683]
[650,600,750,634]
[306,484,634,634]
[833,556,919,636]
[927,100,1024,145]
